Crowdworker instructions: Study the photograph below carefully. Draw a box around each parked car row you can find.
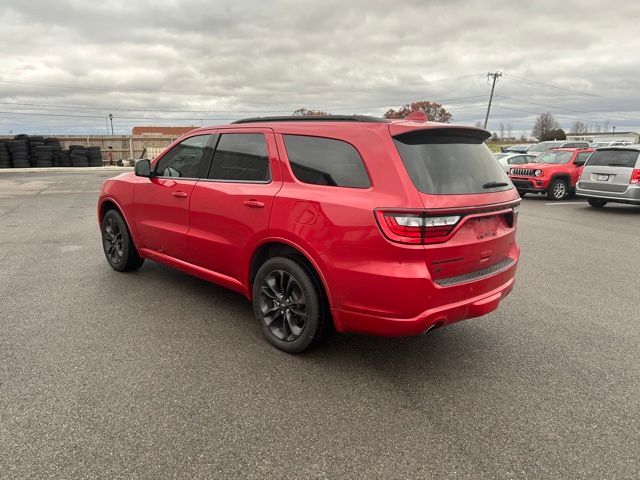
[504,145,640,206]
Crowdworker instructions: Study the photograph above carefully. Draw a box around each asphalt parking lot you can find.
[0,170,638,479]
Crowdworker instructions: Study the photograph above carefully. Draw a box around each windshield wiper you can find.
[482,181,509,189]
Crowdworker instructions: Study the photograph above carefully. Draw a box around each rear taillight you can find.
[631,169,640,184]
[374,210,460,244]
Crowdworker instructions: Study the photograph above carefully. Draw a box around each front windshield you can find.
[534,151,573,164]
[527,142,562,153]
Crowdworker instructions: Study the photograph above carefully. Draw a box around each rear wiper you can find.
[482,181,510,189]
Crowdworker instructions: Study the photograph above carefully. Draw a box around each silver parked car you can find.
[494,153,537,174]
[576,146,640,207]
[527,140,590,156]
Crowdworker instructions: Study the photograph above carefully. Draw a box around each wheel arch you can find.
[550,173,571,185]
[247,238,334,309]
[98,197,139,246]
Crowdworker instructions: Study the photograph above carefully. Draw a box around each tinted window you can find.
[393,131,511,194]
[283,135,370,188]
[155,135,212,178]
[576,152,592,165]
[208,133,270,182]
[586,149,640,168]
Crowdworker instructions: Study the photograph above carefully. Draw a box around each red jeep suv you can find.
[98,115,520,352]
[508,147,594,200]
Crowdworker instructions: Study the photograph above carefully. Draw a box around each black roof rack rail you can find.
[231,115,389,124]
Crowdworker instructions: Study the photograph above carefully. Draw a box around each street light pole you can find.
[108,114,114,135]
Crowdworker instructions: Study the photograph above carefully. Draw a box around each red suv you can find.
[508,147,594,200]
[98,115,520,352]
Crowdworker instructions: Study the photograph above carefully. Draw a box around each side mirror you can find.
[134,159,151,177]
[574,160,585,167]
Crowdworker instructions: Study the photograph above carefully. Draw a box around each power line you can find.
[490,104,629,127]
[503,72,623,102]
[0,103,487,122]
[0,95,488,115]
[495,95,640,122]
[0,73,485,97]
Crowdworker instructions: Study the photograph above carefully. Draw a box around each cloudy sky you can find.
[1,0,640,136]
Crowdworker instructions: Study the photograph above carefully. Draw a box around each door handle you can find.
[244,200,265,208]
[172,191,188,198]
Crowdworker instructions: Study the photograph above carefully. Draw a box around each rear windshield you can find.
[586,149,640,168]
[393,131,512,194]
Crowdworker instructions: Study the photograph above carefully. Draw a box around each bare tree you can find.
[499,122,505,141]
[532,112,560,141]
[594,123,602,133]
[603,119,610,133]
[474,121,482,128]
[506,124,513,139]
[570,120,588,134]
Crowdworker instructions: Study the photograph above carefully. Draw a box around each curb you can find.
[0,167,133,173]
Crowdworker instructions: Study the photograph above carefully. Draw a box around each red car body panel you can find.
[98,119,521,336]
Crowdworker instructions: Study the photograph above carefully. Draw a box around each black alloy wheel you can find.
[101,210,144,272]
[260,269,308,342]
[103,215,124,265]
[253,257,330,353]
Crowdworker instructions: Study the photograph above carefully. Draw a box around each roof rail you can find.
[231,115,389,124]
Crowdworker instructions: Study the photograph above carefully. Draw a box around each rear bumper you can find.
[331,264,517,336]
[576,183,640,204]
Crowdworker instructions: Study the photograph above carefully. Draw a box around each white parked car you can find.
[494,153,537,174]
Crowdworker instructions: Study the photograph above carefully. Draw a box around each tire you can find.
[101,209,144,272]
[587,198,607,208]
[252,256,330,353]
[517,190,527,198]
[547,179,568,200]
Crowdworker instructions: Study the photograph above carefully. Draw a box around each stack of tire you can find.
[32,146,54,167]
[69,145,89,167]
[60,149,72,167]
[45,138,62,167]
[87,146,103,167]
[0,141,12,168]
[9,137,31,168]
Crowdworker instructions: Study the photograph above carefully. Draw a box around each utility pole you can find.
[483,71,502,129]
[108,113,114,135]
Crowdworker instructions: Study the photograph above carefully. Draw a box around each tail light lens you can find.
[374,210,460,244]
[630,169,640,184]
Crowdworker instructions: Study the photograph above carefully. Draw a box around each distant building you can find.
[566,131,639,144]
[132,126,197,136]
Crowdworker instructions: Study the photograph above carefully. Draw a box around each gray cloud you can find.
[1,0,639,135]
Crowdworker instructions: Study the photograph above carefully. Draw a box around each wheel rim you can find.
[103,217,124,263]
[259,269,307,342]
[553,182,566,199]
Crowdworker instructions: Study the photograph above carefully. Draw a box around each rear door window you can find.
[283,135,370,188]
[586,149,640,168]
[393,130,512,194]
